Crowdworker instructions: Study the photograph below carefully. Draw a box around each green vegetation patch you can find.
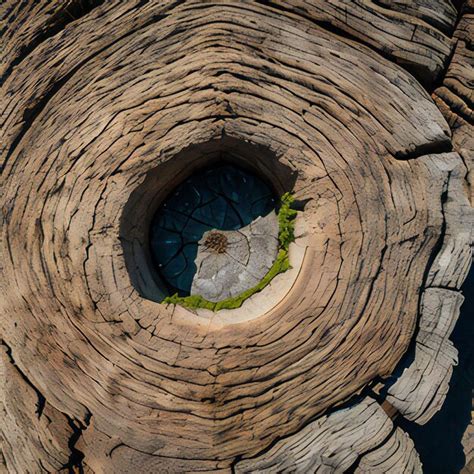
[163,192,297,311]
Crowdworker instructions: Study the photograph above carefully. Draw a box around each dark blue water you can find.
[149,164,276,295]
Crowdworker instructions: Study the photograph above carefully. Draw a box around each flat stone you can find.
[191,212,279,302]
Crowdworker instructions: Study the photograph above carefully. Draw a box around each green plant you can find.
[163,192,297,311]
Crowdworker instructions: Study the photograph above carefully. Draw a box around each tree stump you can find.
[1,1,472,472]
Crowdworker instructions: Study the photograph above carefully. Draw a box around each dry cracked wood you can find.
[433,0,474,203]
[0,0,472,472]
[354,425,421,473]
[464,417,474,474]
[386,287,464,424]
[235,397,421,473]
[383,153,473,425]
[0,342,75,472]
[386,2,474,465]
[265,0,456,85]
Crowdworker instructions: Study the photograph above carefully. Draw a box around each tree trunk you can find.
[1,1,472,472]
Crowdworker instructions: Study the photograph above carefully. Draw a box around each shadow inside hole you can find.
[149,163,278,296]
[120,137,297,303]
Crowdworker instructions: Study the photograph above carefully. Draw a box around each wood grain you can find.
[235,397,422,472]
[1,0,472,471]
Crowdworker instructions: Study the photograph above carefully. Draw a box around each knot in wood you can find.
[204,232,228,253]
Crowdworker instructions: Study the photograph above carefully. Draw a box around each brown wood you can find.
[1,1,472,472]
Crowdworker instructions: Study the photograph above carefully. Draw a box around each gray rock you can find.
[191,212,279,302]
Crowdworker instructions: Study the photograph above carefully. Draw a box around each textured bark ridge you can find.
[433,1,474,204]
[235,397,422,473]
[0,1,472,472]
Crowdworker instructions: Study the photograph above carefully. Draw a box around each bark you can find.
[1,1,472,472]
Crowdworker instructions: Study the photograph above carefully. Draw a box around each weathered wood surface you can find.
[383,152,473,426]
[426,158,473,289]
[0,342,74,472]
[355,425,421,473]
[386,288,464,424]
[464,418,474,474]
[388,2,474,465]
[0,0,472,472]
[266,0,456,85]
[433,0,474,204]
[235,397,422,473]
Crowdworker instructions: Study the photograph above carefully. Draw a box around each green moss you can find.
[163,192,296,311]
[278,192,297,250]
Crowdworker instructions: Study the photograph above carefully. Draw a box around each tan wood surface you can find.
[1,1,472,472]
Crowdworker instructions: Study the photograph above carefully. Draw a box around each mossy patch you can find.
[163,192,297,311]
